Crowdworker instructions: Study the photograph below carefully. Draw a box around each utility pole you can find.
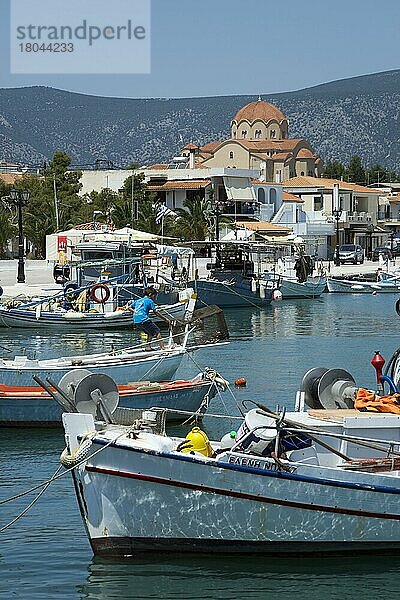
[53,175,59,230]
[131,170,134,226]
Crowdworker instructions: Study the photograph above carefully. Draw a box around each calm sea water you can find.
[1,293,400,599]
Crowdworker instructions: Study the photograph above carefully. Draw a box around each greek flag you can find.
[155,203,174,223]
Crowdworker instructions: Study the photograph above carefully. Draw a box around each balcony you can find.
[221,202,260,217]
[343,211,373,224]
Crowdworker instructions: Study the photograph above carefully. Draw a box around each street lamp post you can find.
[367,223,374,260]
[9,189,30,284]
[332,207,342,266]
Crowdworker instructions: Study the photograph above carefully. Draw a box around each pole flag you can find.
[155,203,174,224]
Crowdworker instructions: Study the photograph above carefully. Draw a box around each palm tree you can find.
[0,210,17,258]
[174,196,212,241]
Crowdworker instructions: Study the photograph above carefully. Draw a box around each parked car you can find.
[337,244,364,265]
[371,246,393,261]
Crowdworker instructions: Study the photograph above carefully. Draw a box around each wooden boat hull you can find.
[66,422,400,556]
[280,276,326,299]
[0,376,217,426]
[0,347,185,387]
[0,302,186,330]
[190,279,273,308]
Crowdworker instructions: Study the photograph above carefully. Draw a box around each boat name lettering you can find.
[228,455,296,473]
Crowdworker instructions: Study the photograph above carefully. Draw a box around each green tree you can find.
[43,150,82,229]
[366,164,393,185]
[347,155,365,184]
[174,196,212,241]
[112,173,149,229]
[83,188,120,225]
[18,151,83,257]
[0,209,17,258]
[322,160,347,180]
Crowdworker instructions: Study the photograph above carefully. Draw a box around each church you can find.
[181,98,322,182]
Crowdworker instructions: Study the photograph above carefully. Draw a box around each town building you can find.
[282,176,388,257]
[180,98,322,182]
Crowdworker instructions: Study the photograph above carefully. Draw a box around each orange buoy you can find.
[234,377,247,387]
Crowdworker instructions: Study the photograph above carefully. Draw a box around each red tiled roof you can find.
[272,152,292,162]
[74,222,111,230]
[236,220,292,233]
[283,176,381,194]
[0,173,25,184]
[199,141,221,153]
[297,148,315,159]
[145,164,169,170]
[147,180,211,191]
[283,191,303,203]
[232,100,287,124]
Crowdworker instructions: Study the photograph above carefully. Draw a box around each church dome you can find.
[232,100,287,124]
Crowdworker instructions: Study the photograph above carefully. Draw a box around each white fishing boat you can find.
[0,341,189,387]
[327,276,400,293]
[0,300,188,330]
[264,255,326,299]
[60,348,400,556]
[279,276,326,298]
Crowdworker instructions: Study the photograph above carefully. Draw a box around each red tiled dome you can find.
[232,100,286,124]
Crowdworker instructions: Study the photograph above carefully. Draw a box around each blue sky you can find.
[1,0,400,98]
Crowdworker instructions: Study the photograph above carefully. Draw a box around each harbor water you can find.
[1,293,400,599]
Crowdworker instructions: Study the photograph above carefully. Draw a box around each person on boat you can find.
[126,287,169,351]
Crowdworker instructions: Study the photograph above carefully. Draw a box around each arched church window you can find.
[241,130,247,138]
[229,151,234,159]
[258,188,265,203]
[254,129,261,139]
[270,130,276,139]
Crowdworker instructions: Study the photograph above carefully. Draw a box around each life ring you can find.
[90,283,110,304]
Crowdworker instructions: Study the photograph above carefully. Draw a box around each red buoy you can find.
[234,377,247,387]
[371,351,385,383]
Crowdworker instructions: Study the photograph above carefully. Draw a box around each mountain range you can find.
[1,69,400,170]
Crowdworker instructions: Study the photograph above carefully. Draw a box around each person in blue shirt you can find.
[127,287,169,350]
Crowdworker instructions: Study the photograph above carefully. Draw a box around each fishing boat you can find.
[190,245,281,308]
[327,276,400,293]
[0,341,189,387]
[278,276,326,298]
[0,299,189,330]
[59,342,400,556]
[264,255,326,299]
[0,369,228,426]
[191,273,281,308]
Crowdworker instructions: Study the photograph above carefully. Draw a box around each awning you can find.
[156,244,194,256]
[223,177,255,202]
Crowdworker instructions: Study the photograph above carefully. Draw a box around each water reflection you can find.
[80,553,400,600]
